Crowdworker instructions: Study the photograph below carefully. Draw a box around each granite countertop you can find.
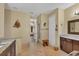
[0,39,15,54]
[67,51,79,56]
[61,34,79,41]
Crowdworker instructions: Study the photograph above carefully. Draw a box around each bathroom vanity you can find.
[0,39,16,56]
[60,19,79,54]
[60,34,79,53]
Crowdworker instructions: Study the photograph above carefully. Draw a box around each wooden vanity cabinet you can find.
[73,40,79,51]
[0,40,16,56]
[10,40,16,56]
[60,37,73,53]
[65,39,73,53]
[60,37,67,52]
[61,37,79,53]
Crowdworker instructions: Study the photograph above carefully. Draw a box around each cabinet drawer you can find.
[66,39,72,42]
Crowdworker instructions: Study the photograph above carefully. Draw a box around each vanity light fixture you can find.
[74,10,79,15]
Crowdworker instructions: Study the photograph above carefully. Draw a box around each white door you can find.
[49,15,56,47]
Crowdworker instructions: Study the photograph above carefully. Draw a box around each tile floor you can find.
[19,41,68,56]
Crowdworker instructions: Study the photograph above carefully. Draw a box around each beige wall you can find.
[4,9,31,42]
[37,13,49,43]
[64,4,79,34]
[58,8,64,48]
[37,8,64,48]
[4,9,11,38]
[4,9,31,55]
[40,14,48,41]
[5,10,30,39]
[48,8,64,48]
[0,4,4,38]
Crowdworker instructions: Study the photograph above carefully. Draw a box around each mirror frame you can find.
[68,19,79,35]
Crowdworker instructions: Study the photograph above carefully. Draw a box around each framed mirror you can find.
[68,19,79,34]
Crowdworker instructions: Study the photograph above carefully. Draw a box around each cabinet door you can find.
[60,37,67,52]
[73,40,79,51]
[60,37,73,53]
[60,37,63,49]
[62,39,67,52]
[65,39,73,53]
[10,41,16,56]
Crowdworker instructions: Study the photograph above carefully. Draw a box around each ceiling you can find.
[6,3,75,18]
